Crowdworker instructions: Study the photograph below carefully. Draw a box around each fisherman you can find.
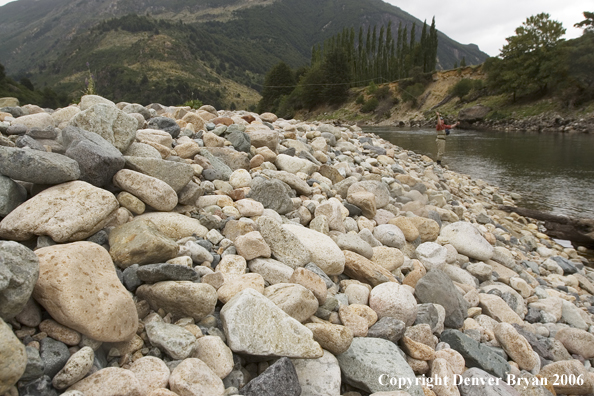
[435,111,459,166]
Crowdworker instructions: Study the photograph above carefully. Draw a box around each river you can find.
[364,127,594,220]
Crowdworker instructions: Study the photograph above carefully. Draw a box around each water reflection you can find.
[365,127,594,219]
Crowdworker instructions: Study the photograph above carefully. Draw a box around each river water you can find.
[364,127,594,220]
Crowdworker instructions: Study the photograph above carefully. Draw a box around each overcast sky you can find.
[0,0,590,56]
[386,0,591,56]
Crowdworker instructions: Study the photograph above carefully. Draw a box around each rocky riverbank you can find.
[1,95,594,396]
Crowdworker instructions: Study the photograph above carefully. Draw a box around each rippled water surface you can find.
[365,127,594,219]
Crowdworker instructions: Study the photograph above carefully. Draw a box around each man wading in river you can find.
[435,111,459,166]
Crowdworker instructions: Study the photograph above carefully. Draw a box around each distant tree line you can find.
[258,19,439,115]
[484,12,594,105]
[0,62,69,108]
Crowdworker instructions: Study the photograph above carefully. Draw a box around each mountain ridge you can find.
[0,0,489,107]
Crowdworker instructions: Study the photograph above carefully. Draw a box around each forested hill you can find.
[0,0,489,107]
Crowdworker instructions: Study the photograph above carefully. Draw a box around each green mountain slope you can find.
[0,0,489,106]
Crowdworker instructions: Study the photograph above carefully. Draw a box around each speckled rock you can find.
[0,181,118,243]
[0,318,27,394]
[34,242,138,342]
[136,281,217,321]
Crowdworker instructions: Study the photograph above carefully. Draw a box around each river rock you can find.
[292,350,341,396]
[67,367,142,396]
[245,124,279,151]
[439,221,494,261]
[440,329,510,378]
[242,357,301,396]
[51,346,94,390]
[0,181,118,242]
[192,335,234,379]
[113,169,178,211]
[276,153,319,175]
[220,288,323,358]
[373,224,406,248]
[0,241,39,320]
[62,125,125,187]
[134,212,208,239]
[554,327,594,358]
[136,281,217,321]
[538,359,594,395]
[264,283,319,322]
[415,242,447,271]
[0,146,80,184]
[39,337,70,379]
[234,231,271,260]
[414,269,468,329]
[305,322,354,355]
[478,293,524,325]
[337,337,424,396]
[248,177,294,215]
[369,282,417,326]
[371,246,404,272]
[494,322,538,371]
[333,233,374,259]
[136,263,198,283]
[33,242,138,342]
[0,175,27,217]
[347,180,391,208]
[79,94,115,110]
[145,322,196,360]
[69,103,137,152]
[283,224,345,275]
[248,258,294,285]
[129,356,170,395]
[0,318,27,394]
[109,219,179,268]
[343,251,398,286]
[124,156,193,192]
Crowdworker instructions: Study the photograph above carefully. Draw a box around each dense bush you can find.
[360,97,379,112]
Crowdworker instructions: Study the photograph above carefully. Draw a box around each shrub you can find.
[450,79,474,98]
[355,94,365,105]
[360,97,379,113]
[374,85,391,100]
[366,81,378,95]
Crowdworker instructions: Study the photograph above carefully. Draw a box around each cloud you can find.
[384,0,590,56]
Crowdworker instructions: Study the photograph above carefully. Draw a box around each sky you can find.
[385,0,591,56]
[0,0,590,56]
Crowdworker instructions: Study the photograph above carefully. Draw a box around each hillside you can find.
[303,65,594,132]
[0,0,489,107]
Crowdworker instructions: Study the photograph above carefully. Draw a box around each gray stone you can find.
[198,148,233,180]
[248,177,294,215]
[305,263,334,288]
[16,134,46,151]
[145,322,196,360]
[347,181,391,208]
[20,346,45,382]
[336,337,423,395]
[148,116,181,138]
[257,216,311,269]
[550,256,578,275]
[414,303,442,334]
[62,126,125,187]
[136,263,199,283]
[227,130,251,153]
[124,156,193,192]
[69,103,137,153]
[0,146,80,184]
[292,350,341,396]
[0,241,39,320]
[122,264,142,292]
[458,104,491,122]
[220,288,323,358]
[373,224,406,248]
[415,269,468,329]
[241,357,301,396]
[333,233,374,259]
[122,103,150,120]
[440,221,494,261]
[458,368,520,396]
[0,175,27,216]
[40,337,70,378]
[17,375,59,396]
[440,329,510,379]
[367,317,406,344]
